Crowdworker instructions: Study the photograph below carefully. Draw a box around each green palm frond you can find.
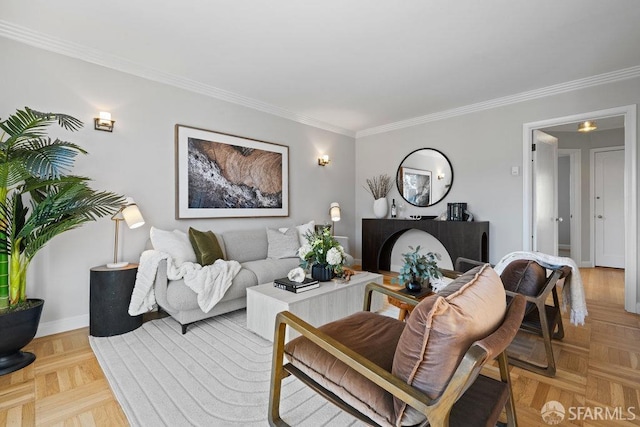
[18,182,122,257]
[12,138,85,180]
[0,108,82,146]
[29,109,83,132]
[22,218,86,260]
[0,159,30,190]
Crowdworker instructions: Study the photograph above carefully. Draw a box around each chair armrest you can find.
[439,268,462,279]
[537,268,564,300]
[363,282,420,312]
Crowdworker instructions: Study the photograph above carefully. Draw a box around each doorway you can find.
[522,105,638,313]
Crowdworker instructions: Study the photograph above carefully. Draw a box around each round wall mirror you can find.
[396,148,453,207]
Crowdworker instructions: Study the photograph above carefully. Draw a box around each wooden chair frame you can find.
[505,268,565,376]
[268,282,520,427]
[454,257,566,377]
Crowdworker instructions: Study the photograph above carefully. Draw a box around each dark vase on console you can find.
[311,264,334,282]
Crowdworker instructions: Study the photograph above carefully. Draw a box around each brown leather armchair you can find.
[269,265,526,426]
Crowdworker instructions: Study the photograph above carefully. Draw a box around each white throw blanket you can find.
[493,251,588,326]
[128,250,241,316]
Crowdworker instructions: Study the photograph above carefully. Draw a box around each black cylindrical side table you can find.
[90,264,142,337]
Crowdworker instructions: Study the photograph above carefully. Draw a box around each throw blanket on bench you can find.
[493,251,588,326]
[128,250,241,316]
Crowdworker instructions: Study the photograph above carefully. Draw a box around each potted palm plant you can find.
[0,107,123,375]
[392,245,442,292]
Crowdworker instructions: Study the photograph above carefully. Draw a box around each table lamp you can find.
[329,202,341,235]
[107,197,145,268]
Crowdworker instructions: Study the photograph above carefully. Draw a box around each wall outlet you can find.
[511,166,519,176]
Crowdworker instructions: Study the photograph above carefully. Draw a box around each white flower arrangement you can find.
[299,226,346,276]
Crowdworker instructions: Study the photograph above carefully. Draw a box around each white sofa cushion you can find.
[267,227,300,259]
[150,227,197,265]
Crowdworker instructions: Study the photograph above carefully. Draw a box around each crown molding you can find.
[0,20,355,138]
[356,65,640,138]
[3,20,638,141]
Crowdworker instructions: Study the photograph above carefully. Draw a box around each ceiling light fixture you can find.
[578,120,597,133]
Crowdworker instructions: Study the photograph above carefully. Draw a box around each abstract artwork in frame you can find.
[400,166,432,206]
[176,125,289,218]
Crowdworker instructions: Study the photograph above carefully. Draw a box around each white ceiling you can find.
[1,0,640,136]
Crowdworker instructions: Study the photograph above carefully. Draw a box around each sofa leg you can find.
[181,324,188,334]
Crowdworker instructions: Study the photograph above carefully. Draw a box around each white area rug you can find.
[89,309,362,426]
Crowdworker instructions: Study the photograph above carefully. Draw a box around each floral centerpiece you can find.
[298,226,346,281]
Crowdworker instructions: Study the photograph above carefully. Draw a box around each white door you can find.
[533,130,559,256]
[594,149,625,268]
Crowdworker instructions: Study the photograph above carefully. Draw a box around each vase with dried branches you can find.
[364,174,392,218]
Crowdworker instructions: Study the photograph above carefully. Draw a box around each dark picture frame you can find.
[175,125,289,218]
[399,166,432,206]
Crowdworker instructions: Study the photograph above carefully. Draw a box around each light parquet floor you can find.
[0,267,638,426]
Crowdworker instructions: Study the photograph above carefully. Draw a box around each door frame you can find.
[590,146,625,268]
[522,104,637,313]
[558,148,581,264]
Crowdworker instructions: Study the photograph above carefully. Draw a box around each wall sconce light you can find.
[95,111,115,132]
[437,173,446,180]
[329,202,341,235]
[578,120,597,133]
[107,197,145,268]
[318,154,330,166]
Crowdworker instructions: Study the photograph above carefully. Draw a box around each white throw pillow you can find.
[278,220,315,247]
[267,227,300,259]
[295,220,315,246]
[150,227,197,265]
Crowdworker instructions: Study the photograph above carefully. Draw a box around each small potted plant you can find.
[392,245,442,292]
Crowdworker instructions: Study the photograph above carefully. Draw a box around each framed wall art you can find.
[399,166,432,207]
[176,125,289,218]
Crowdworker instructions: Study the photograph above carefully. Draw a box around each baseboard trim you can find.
[579,261,594,268]
[35,314,89,338]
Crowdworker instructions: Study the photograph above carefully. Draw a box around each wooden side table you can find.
[387,286,433,321]
[90,264,142,337]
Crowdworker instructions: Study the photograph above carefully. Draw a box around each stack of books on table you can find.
[273,277,320,293]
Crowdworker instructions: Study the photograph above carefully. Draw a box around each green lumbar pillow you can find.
[188,227,224,266]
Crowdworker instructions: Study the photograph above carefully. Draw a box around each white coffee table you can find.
[246,271,383,342]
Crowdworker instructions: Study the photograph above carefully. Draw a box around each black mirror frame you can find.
[396,148,454,207]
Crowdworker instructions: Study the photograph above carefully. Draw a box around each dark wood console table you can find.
[362,219,489,272]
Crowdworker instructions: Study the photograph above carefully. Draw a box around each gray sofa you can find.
[154,228,300,333]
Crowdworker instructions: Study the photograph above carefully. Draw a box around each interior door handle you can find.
[597,215,603,219]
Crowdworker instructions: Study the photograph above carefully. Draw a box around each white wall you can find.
[355,77,640,304]
[0,38,356,335]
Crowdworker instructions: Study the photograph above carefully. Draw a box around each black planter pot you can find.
[311,264,334,282]
[0,299,44,376]
[405,278,423,293]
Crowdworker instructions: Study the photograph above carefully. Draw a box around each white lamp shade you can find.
[122,204,145,229]
[330,202,341,222]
